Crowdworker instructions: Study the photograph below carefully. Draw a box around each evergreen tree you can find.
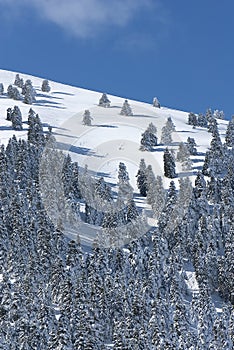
[118,162,130,184]
[177,142,193,171]
[140,123,157,151]
[41,79,51,93]
[14,73,24,88]
[160,118,175,145]
[166,116,176,132]
[197,113,208,128]
[126,198,139,222]
[151,175,166,219]
[98,93,110,107]
[187,137,197,155]
[27,110,45,146]
[207,109,218,134]
[160,125,172,145]
[7,84,21,100]
[153,97,161,108]
[213,109,224,120]
[225,116,234,147]
[11,106,22,130]
[164,148,176,178]
[23,80,36,104]
[202,129,224,177]
[117,162,133,202]
[0,83,4,94]
[136,159,147,196]
[6,107,12,121]
[146,164,156,205]
[188,112,197,128]
[82,109,93,126]
[120,99,133,116]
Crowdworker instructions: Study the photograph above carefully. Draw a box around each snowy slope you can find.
[0,69,230,299]
[0,68,228,192]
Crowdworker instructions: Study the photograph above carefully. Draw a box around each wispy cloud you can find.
[0,0,156,38]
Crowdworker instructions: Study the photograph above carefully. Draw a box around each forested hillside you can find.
[0,70,233,349]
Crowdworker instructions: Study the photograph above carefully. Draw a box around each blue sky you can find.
[0,0,234,119]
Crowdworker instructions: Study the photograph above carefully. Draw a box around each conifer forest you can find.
[0,72,233,349]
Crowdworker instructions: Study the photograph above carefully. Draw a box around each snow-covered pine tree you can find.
[177,142,193,170]
[98,93,110,107]
[187,137,197,155]
[160,125,172,145]
[117,162,133,202]
[140,123,157,151]
[14,73,24,88]
[82,109,93,126]
[160,117,175,145]
[41,79,51,93]
[166,116,176,132]
[202,128,224,177]
[146,164,156,205]
[136,159,147,196]
[120,99,133,116]
[197,113,208,127]
[22,79,36,104]
[126,198,138,223]
[6,107,12,121]
[225,116,234,147]
[7,84,21,100]
[213,109,224,120]
[11,106,22,130]
[188,112,197,128]
[153,97,161,108]
[0,83,4,94]
[163,148,176,178]
[28,110,45,146]
[151,175,166,219]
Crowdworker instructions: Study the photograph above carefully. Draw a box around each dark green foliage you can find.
[14,73,24,88]
[0,82,4,94]
[99,93,110,107]
[41,79,51,93]
[120,99,133,116]
[187,137,197,155]
[7,84,21,100]
[23,79,36,104]
[27,109,45,146]
[136,159,147,196]
[225,116,234,147]
[164,148,176,178]
[188,112,197,128]
[11,105,22,130]
[140,123,157,151]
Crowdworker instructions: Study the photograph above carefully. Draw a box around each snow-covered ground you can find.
[0,69,229,314]
[0,69,228,246]
[0,68,228,190]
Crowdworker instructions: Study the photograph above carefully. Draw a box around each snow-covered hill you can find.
[0,69,229,244]
[0,69,233,349]
[0,68,228,190]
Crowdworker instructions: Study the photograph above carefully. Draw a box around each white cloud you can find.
[0,0,155,38]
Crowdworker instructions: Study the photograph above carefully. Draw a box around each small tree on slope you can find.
[140,123,157,151]
[136,159,147,196]
[41,79,51,93]
[82,110,93,126]
[120,99,133,116]
[163,148,176,178]
[11,106,22,130]
[225,116,234,147]
[99,93,110,107]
